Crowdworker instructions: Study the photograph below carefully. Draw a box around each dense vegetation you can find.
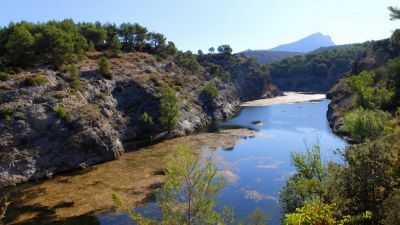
[281,6,400,225]
[267,43,369,91]
[0,20,177,70]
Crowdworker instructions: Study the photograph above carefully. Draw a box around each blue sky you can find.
[0,0,399,52]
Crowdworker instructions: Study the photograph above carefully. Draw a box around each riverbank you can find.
[241,92,326,107]
[3,93,333,225]
[3,128,258,225]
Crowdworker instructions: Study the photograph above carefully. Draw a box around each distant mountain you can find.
[241,33,336,63]
[268,32,335,53]
[241,50,302,64]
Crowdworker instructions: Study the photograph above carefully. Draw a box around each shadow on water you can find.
[2,179,161,225]
[1,187,94,225]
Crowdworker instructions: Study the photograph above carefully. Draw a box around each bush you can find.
[55,105,68,119]
[342,108,391,142]
[98,57,112,79]
[280,143,332,213]
[203,80,218,98]
[346,71,375,109]
[283,199,372,225]
[25,75,48,86]
[139,111,154,125]
[219,71,231,82]
[68,64,79,78]
[68,65,81,91]
[0,72,10,81]
[337,132,400,223]
[0,107,13,121]
[159,87,180,131]
[372,85,395,109]
[175,51,201,72]
[205,63,231,82]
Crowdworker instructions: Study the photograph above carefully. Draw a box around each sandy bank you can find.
[241,92,326,107]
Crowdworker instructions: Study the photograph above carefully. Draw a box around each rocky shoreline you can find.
[326,77,355,136]
[0,52,278,188]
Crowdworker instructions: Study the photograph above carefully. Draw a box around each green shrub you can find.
[159,87,180,131]
[347,71,396,110]
[0,72,10,81]
[205,63,231,82]
[337,132,400,223]
[284,199,372,225]
[67,65,81,91]
[25,75,48,86]
[175,51,201,72]
[139,111,154,125]
[0,107,13,121]
[280,143,332,213]
[98,57,112,79]
[203,80,218,98]
[55,105,68,119]
[68,64,79,78]
[342,108,391,142]
[219,71,231,82]
[372,86,395,109]
[346,71,375,109]
[70,79,81,91]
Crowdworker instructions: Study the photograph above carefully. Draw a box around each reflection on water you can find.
[3,99,346,225]
[213,100,346,224]
[2,129,257,225]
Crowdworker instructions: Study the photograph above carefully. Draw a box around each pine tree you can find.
[108,35,122,57]
[98,57,112,79]
[112,144,225,225]
[159,87,180,131]
[5,25,35,67]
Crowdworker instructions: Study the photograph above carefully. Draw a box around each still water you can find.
[98,99,346,225]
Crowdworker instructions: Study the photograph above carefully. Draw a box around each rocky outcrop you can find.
[199,53,280,101]
[0,52,276,187]
[326,77,355,134]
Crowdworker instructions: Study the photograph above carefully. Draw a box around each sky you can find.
[0,0,399,53]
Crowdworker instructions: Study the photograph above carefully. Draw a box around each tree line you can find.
[0,20,177,69]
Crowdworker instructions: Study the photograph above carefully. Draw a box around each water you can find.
[97,99,346,225]
[5,99,346,225]
[215,100,346,224]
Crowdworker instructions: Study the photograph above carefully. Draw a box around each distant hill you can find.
[241,50,302,64]
[269,32,335,53]
[241,33,336,63]
[268,43,369,92]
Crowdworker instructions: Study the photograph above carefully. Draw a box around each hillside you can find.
[327,38,400,133]
[0,21,278,188]
[268,32,335,53]
[321,24,400,223]
[268,43,369,92]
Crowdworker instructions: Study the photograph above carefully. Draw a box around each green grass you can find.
[55,105,68,119]
[25,75,48,86]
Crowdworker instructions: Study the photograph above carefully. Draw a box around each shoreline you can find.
[240,92,326,107]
